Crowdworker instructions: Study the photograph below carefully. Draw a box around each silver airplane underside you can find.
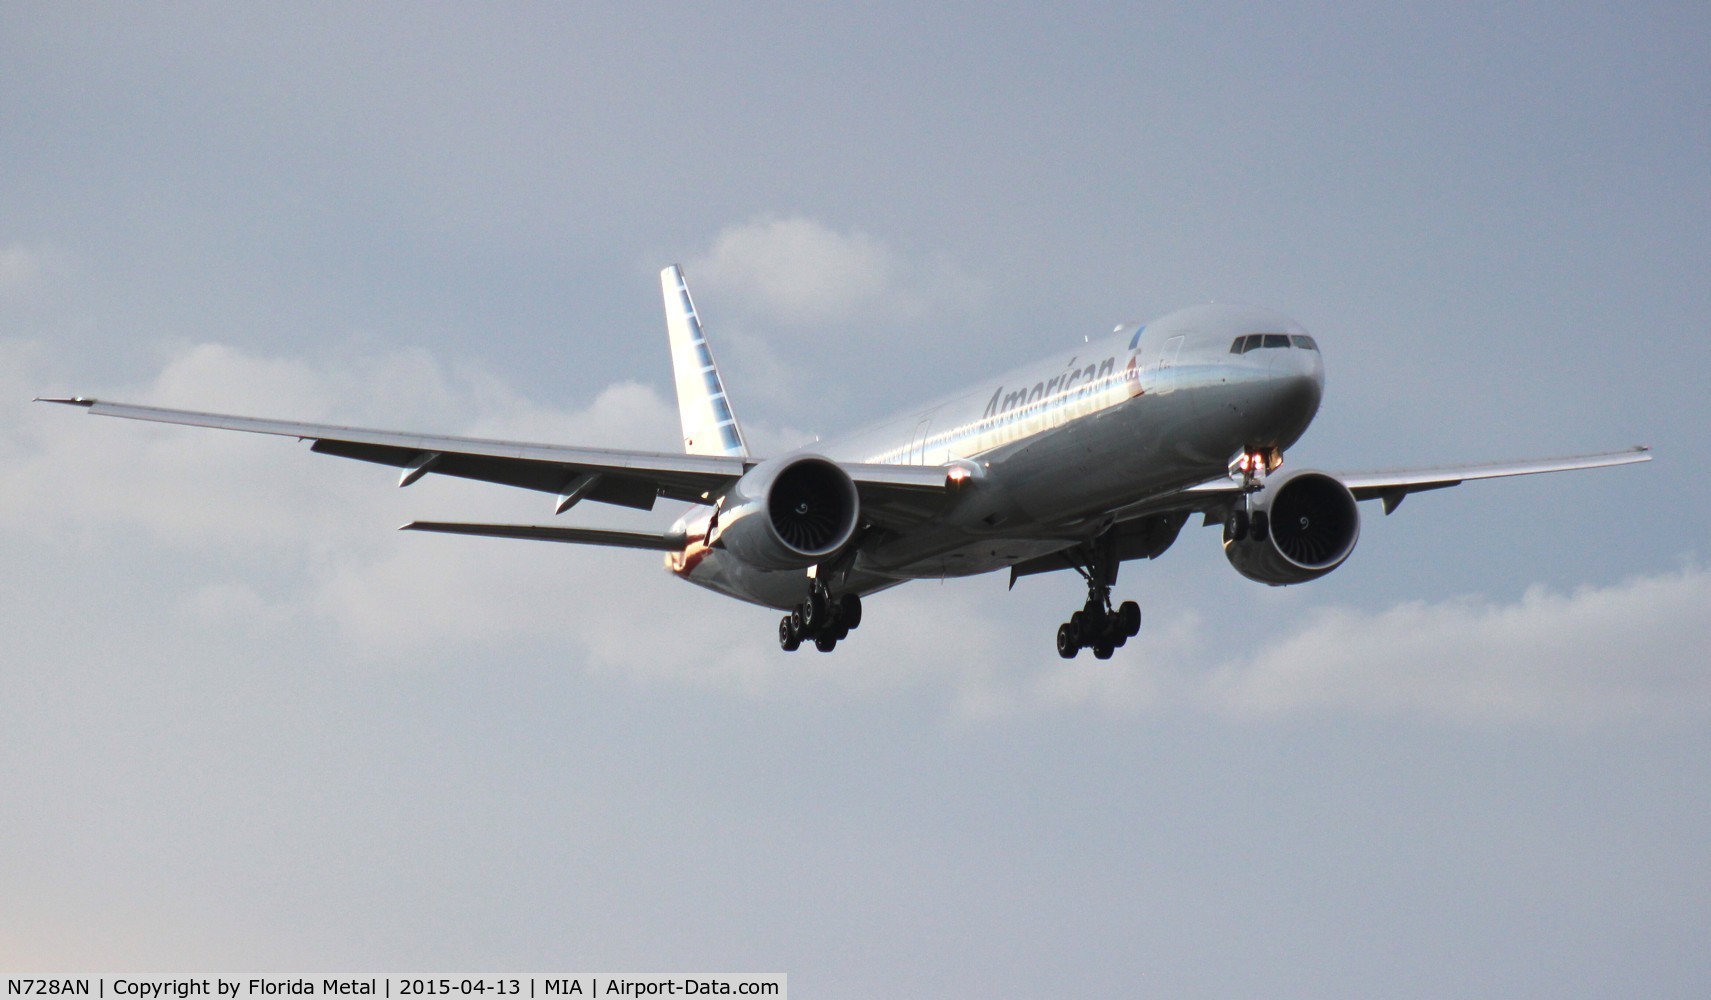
[41,266,1649,658]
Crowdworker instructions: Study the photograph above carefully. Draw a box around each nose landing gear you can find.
[779,582,862,652]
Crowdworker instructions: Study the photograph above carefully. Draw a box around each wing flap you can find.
[401,521,687,550]
[308,439,667,509]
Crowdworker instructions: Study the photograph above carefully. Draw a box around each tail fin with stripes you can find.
[660,265,749,458]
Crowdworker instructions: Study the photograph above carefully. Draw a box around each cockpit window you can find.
[1232,333,1310,354]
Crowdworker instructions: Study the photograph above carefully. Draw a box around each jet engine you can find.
[713,454,861,571]
[1223,470,1360,585]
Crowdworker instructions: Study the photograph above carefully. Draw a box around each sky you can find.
[3,2,1709,995]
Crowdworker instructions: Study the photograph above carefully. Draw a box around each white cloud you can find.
[1197,566,1711,725]
[685,214,985,332]
[923,565,1711,728]
[685,216,900,327]
[0,243,68,307]
[678,215,988,424]
[0,243,45,298]
[460,380,681,453]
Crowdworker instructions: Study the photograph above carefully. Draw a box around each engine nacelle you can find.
[1223,469,1360,585]
[712,454,861,571]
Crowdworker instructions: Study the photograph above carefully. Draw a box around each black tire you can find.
[790,605,806,634]
[778,616,800,651]
[1117,601,1141,637]
[839,593,863,630]
[1251,510,1269,541]
[1056,623,1079,659]
[1093,643,1114,660]
[1070,610,1086,642]
[805,589,829,631]
[1225,508,1249,543]
[814,632,838,653]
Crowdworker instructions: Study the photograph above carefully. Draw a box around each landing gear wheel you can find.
[838,593,863,630]
[1224,508,1249,543]
[804,590,829,631]
[1093,643,1114,660]
[781,583,860,653]
[1056,623,1079,659]
[1117,601,1141,638]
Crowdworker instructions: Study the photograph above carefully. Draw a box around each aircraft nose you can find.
[1257,350,1323,439]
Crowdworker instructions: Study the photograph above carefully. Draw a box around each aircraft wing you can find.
[1157,445,1653,518]
[38,397,948,521]
[400,521,690,549]
[1011,446,1652,584]
[1329,446,1652,513]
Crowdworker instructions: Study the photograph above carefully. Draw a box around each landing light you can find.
[1233,449,1284,478]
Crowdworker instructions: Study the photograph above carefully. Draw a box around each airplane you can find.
[40,265,1650,658]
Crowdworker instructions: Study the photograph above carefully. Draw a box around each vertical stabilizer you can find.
[661,265,749,458]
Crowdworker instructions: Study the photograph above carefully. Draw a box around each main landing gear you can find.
[1056,593,1141,660]
[778,582,862,653]
[1055,533,1142,659]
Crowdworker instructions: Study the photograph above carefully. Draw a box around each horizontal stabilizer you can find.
[401,521,687,551]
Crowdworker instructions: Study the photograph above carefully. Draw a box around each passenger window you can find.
[1263,334,1290,349]
[1292,335,1318,351]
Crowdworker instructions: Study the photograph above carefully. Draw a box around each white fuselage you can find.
[669,303,1326,609]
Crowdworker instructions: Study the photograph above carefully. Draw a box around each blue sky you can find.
[4,4,1708,996]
